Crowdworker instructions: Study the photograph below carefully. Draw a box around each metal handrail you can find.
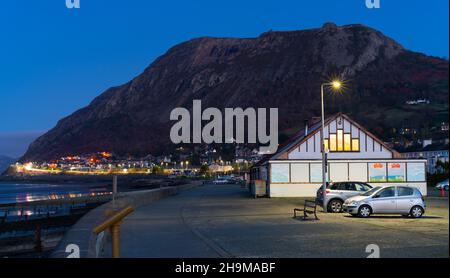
[93,206,134,258]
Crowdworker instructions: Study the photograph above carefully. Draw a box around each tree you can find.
[152,165,163,174]
[199,165,209,175]
[435,160,449,174]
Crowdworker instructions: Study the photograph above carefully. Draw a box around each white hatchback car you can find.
[343,186,426,218]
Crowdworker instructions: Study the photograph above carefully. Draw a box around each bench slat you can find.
[293,199,319,220]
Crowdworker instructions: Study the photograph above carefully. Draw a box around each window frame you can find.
[354,182,369,192]
[344,134,352,151]
[326,129,361,153]
[270,163,290,184]
[368,162,388,183]
[345,182,356,191]
[329,134,337,152]
[337,129,344,151]
[387,162,406,182]
[397,186,414,197]
[375,186,396,198]
[352,139,360,152]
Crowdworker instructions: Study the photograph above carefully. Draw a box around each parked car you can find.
[212,177,232,184]
[168,174,177,179]
[230,176,245,184]
[316,182,373,213]
[343,186,426,218]
[435,178,449,191]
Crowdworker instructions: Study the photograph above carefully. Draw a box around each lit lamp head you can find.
[331,80,342,90]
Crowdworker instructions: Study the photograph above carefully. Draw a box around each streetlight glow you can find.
[331,80,342,90]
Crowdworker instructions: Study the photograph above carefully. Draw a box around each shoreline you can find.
[0,174,207,206]
[0,174,205,191]
[0,173,168,186]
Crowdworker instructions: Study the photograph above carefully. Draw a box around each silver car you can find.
[316,182,373,213]
[435,178,449,191]
[343,186,426,218]
[212,177,232,184]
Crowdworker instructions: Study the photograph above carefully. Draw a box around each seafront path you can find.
[115,183,449,258]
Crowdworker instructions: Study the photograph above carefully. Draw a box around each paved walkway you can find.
[119,184,449,258]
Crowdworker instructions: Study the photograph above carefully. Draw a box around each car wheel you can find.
[410,206,424,218]
[358,205,371,218]
[328,199,343,213]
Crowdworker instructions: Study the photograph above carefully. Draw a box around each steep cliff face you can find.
[22,23,449,161]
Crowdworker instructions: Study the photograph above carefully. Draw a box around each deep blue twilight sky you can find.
[0,0,448,157]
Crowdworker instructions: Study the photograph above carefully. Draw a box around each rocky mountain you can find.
[21,23,449,162]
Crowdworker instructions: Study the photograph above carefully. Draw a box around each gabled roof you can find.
[270,114,334,160]
[253,113,400,166]
[253,114,334,166]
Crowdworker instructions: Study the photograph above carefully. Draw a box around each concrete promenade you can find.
[119,184,449,258]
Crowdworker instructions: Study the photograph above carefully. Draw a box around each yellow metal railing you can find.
[93,206,134,258]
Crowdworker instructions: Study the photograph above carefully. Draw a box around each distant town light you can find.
[24,163,33,171]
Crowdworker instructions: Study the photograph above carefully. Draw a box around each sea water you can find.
[0,183,111,222]
[0,183,110,205]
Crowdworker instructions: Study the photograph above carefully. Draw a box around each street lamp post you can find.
[320,84,327,212]
[320,81,342,212]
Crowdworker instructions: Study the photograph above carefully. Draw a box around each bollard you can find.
[112,176,118,209]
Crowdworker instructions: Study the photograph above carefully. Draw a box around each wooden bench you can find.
[293,200,319,220]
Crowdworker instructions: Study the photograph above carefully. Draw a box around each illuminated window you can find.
[329,134,337,151]
[344,134,351,151]
[352,139,360,151]
[326,129,360,152]
[337,130,344,151]
[323,139,329,151]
